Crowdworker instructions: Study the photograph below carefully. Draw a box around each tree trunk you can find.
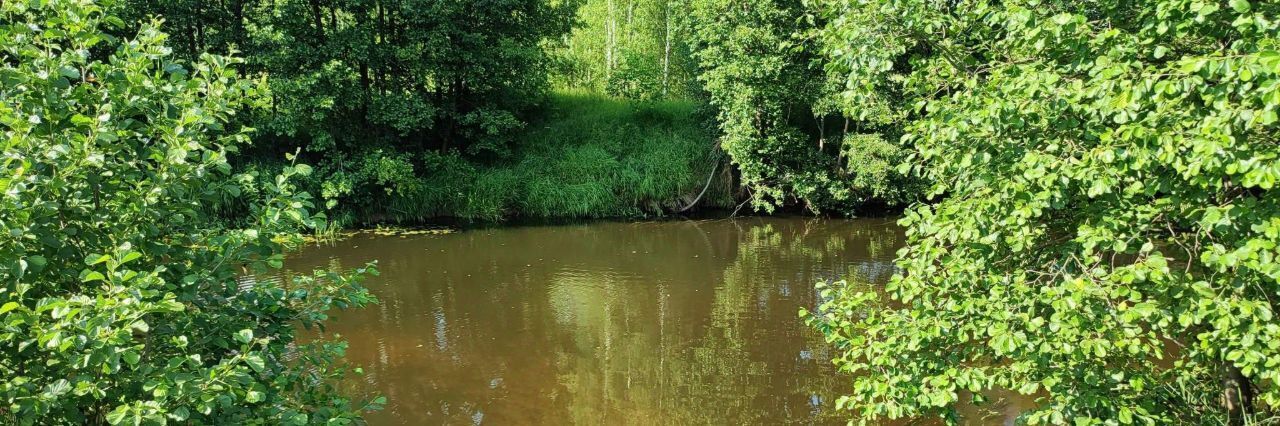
[605,0,616,80]
[818,116,825,151]
[232,0,246,52]
[194,1,205,53]
[310,0,325,43]
[1222,363,1254,426]
[662,1,671,96]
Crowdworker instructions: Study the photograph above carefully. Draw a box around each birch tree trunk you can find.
[662,0,671,96]
[605,0,616,80]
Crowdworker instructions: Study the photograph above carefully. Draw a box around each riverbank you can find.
[267,91,737,226]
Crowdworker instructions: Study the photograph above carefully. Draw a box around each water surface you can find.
[283,217,1020,425]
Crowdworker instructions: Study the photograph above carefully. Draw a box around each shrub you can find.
[0,1,378,423]
[809,0,1280,423]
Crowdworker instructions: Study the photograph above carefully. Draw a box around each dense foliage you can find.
[121,0,576,154]
[107,0,930,224]
[114,0,583,220]
[0,1,378,423]
[256,0,577,157]
[316,91,731,222]
[807,0,1280,424]
[17,0,1280,423]
[99,0,928,224]
[551,0,698,100]
[684,0,922,215]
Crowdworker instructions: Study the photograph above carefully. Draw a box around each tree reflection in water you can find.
[284,217,904,425]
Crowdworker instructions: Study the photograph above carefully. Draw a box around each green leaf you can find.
[1201,207,1222,227]
[25,255,46,273]
[0,302,19,315]
[58,66,80,80]
[122,350,141,366]
[235,329,254,344]
[119,251,142,265]
[170,407,190,422]
[1017,381,1039,395]
[105,405,129,425]
[46,379,70,396]
[244,354,266,373]
[80,270,106,283]
[159,300,186,312]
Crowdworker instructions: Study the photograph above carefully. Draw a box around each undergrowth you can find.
[238,91,734,225]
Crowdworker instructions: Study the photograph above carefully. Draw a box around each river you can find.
[281,217,1028,425]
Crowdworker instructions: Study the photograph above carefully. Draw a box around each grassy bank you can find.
[259,91,736,225]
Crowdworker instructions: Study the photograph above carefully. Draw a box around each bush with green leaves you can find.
[806,0,1280,424]
[684,0,922,215]
[0,1,378,423]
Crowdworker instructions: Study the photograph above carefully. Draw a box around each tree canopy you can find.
[551,0,698,100]
[0,1,376,423]
[114,0,580,218]
[684,0,922,215]
[807,0,1280,423]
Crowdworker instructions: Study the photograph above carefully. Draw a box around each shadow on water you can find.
[279,217,1031,425]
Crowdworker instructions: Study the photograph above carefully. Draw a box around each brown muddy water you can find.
[281,217,1031,425]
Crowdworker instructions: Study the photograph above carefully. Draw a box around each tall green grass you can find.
[378,91,733,223]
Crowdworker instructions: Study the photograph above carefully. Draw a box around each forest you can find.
[2,0,1279,424]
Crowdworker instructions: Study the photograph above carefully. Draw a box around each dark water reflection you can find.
[281,217,1016,425]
